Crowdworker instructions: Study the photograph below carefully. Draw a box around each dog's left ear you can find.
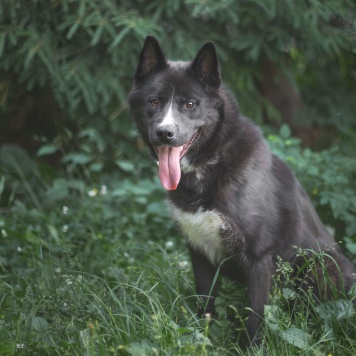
[134,35,168,82]
[191,42,221,88]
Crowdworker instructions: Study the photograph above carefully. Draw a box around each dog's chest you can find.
[170,205,226,265]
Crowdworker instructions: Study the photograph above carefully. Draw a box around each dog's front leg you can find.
[188,245,219,317]
[245,254,273,345]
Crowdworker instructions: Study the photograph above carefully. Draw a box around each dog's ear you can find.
[191,42,221,88]
[134,36,168,82]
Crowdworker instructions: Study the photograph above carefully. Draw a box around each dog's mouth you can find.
[155,129,200,190]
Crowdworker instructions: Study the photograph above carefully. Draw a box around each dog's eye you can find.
[150,99,158,106]
[186,101,195,109]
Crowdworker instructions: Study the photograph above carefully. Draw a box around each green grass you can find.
[0,163,355,355]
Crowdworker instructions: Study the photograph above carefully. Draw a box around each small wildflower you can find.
[150,314,158,320]
[124,252,129,258]
[165,241,174,249]
[178,260,189,269]
[88,188,98,197]
[1,229,7,237]
[63,302,68,307]
[62,206,69,214]
[54,267,62,273]
[204,312,212,320]
[100,185,108,195]
[16,344,25,349]
[62,225,69,233]
[17,246,22,252]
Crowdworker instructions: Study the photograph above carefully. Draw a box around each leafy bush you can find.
[268,125,356,256]
[1,0,355,145]
[265,255,356,355]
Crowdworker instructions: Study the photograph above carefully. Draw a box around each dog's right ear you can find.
[134,36,168,82]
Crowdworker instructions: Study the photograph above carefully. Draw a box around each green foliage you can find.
[0,0,355,354]
[0,144,44,209]
[268,125,356,249]
[1,130,355,354]
[0,0,355,128]
[0,167,225,354]
[0,0,159,113]
[264,255,356,355]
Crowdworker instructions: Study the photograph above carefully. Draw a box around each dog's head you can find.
[128,36,222,190]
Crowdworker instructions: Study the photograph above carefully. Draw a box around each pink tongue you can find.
[158,146,184,190]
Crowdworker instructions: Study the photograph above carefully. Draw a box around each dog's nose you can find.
[156,125,175,144]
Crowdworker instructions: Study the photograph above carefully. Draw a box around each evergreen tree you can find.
[0,0,354,147]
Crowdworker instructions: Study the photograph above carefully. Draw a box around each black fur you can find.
[128,36,356,344]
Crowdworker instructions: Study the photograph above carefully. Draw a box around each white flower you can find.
[100,185,108,195]
[178,260,189,269]
[55,267,62,273]
[62,225,69,233]
[165,241,174,249]
[62,206,69,214]
[1,229,7,237]
[17,246,22,252]
[88,188,98,197]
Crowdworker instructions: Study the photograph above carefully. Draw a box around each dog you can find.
[128,35,355,344]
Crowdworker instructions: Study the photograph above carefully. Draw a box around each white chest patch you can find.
[170,205,225,265]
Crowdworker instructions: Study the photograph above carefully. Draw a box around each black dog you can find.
[128,36,355,343]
